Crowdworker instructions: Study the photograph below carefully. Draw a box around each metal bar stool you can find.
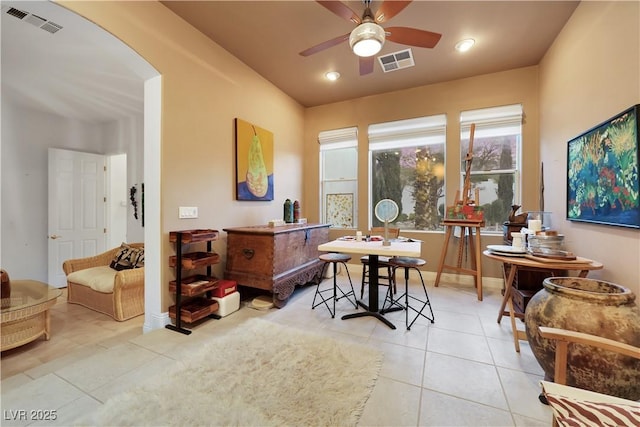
[359,227,400,298]
[382,256,435,330]
[360,255,395,298]
[312,253,358,318]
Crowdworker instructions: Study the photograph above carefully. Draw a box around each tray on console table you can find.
[223,223,330,307]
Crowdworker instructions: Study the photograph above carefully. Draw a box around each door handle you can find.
[48,234,62,240]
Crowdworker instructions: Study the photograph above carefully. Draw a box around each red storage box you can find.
[212,279,237,298]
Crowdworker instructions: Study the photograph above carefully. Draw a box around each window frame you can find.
[318,127,359,229]
[368,114,447,232]
[460,104,523,233]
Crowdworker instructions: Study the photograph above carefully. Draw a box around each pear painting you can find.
[246,127,268,197]
[235,119,274,200]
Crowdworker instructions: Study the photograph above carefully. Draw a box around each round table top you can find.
[482,250,603,271]
[1,280,62,314]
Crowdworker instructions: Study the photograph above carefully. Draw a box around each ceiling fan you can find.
[299,0,442,76]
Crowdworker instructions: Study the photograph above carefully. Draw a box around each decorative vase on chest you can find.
[525,277,640,400]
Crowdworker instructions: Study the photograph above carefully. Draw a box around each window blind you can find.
[318,127,358,150]
[368,114,446,150]
[460,104,523,138]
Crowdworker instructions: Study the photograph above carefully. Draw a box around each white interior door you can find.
[48,148,106,287]
[107,154,128,249]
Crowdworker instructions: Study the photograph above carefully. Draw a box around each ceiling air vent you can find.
[3,6,63,34]
[6,7,28,20]
[40,21,63,34]
[24,13,46,27]
[377,49,415,73]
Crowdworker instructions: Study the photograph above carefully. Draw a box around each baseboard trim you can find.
[421,271,504,290]
[339,263,504,291]
[143,312,171,333]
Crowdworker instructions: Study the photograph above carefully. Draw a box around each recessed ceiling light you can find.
[325,71,341,81]
[455,38,475,52]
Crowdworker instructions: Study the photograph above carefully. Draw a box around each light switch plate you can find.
[179,206,198,219]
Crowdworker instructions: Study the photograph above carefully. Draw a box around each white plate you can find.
[487,244,527,254]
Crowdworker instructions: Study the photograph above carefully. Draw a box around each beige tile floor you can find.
[1,270,552,426]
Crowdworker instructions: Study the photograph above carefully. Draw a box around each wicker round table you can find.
[1,280,61,351]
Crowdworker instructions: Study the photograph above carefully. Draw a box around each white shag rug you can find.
[80,318,383,427]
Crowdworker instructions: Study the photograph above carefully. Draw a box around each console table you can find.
[224,223,330,307]
[483,250,603,352]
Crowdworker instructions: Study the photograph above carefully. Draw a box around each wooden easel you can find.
[434,124,485,301]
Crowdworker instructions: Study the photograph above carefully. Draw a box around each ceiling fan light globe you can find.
[352,39,382,57]
[349,22,385,57]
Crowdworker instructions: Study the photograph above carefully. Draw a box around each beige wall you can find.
[539,1,640,295]
[60,1,306,310]
[304,66,541,278]
[60,0,639,307]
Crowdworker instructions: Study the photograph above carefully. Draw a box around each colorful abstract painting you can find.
[567,105,639,228]
[326,193,354,227]
[235,118,274,201]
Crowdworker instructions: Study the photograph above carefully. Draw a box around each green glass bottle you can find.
[283,199,293,223]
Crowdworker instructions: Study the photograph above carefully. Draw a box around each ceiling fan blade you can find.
[299,33,350,57]
[385,27,442,49]
[375,1,412,23]
[359,56,375,76]
[316,1,361,24]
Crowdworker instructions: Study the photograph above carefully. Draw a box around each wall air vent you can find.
[377,49,415,73]
[3,6,63,34]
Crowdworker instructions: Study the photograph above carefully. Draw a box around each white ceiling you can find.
[1,0,156,123]
[1,1,579,121]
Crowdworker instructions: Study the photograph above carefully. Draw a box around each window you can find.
[319,127,358,228]
[368,115,446,231]
[460,104,523,232]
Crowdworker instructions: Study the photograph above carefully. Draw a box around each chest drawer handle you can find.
[242,248,255,259]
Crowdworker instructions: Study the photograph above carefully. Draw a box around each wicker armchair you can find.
[62,243,144,321]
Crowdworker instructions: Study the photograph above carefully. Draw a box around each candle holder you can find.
[528,211,552,230]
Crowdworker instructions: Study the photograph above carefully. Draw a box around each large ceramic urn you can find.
[525,277,640,400]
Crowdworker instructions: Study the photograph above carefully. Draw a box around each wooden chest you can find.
[223,223,330,307]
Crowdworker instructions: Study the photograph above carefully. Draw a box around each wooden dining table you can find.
[318,238,421,329]
[483,250,604,352]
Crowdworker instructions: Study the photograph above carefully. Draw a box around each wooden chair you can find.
[539,327,640,427]
[359,227,400,299]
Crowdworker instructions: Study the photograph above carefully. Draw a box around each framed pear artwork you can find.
[234,118,274,201]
